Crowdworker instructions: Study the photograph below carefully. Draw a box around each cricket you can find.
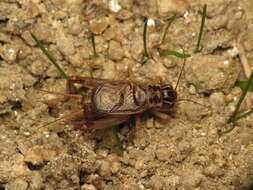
[44,75,179,131]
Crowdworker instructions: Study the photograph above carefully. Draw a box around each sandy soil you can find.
[1,0,253,189]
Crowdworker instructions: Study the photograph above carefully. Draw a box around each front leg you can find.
[151,110,172,120]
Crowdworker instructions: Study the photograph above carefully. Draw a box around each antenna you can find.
[176,98,210,109]
[35,109,84,132]
[175,48,187,90]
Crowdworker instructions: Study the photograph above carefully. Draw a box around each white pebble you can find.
[223,60,229,65]
[147,19,155,26]
[109,0,121,12]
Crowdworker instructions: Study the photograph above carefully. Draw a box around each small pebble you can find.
[30,171,43,189]
[240,132,253,146]
[30,59,47,76]
[120,183,140,190]
[81,184,97,190]
[146,117,154,128]
[86,174,99,183]
[207,15,228,30]
[209,92,225,108]
[150,175,164,190]
[56,34,76,56]
[98,160,112,177]
[68,52,84,67]
[162,57,176,69]
[166,175,180,187]
[108,40,124,61]
[203,164,224,178]
[67,16,82,35]
[116,9,133,20]
[242,30,253,51]
[156,146,170,161]
[89,20,108,35]
[178,102,207,122]
[24,146,57,165]
[134,159,145,170]
[5,179,28,190]
[205,0,228,17]
[0,45,18,63]
[188,84,197,95]
[102,60,116,79]
[182,169,203,188]
[111,161,121,174]
[108,0,122,12]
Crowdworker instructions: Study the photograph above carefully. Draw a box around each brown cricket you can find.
[42,55,188,131]
[42,55,187,131]
[59,76,178,130]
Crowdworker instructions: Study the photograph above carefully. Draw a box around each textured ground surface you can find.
[1,0,253,190]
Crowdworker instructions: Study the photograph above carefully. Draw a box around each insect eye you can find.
[162,88,177,102]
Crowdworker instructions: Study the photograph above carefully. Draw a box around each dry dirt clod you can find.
[157,0,190,16]
[186,54,240,93]
[209,92,226,108]
[24,146,57,165]
[203,0,228,17]
[203,164,224,178]
[89,20,109,35]
[108,40,124,61]
[98,160,112,177]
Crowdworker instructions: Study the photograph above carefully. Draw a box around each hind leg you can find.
[66,76,113,92]
[71,116,131,131]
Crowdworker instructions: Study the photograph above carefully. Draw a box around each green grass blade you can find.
[217,123,235,135]
[235,81,253,92]
[161,14,176,44]
[158,48,191,58]
[112,126,124,155]
[232,109,253,122]
[30,32,81,93]
[99,126,124,156]
[139,56,149,65]
[143,18,149,58]
[139,18,149,65]
[30,32,69,79]
[218,70,253,135]
[194,4,207,53]
[228,70,253,123]
[88,32,98,58]
[218,109,253,135]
